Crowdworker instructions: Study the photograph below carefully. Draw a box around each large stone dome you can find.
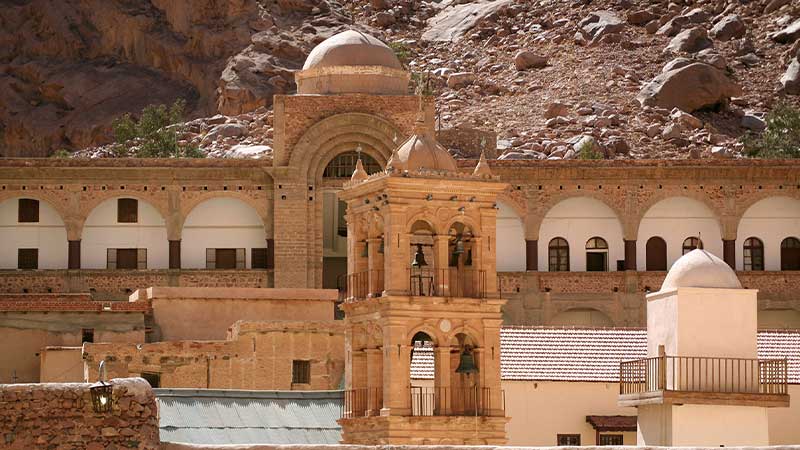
[660,249,742,292]
[295,30,409,95]
[302,30,402,70]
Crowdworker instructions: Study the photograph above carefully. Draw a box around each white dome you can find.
[303,30,402,70]
[660,249,742,291]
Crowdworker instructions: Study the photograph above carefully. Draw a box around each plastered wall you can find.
[0,197,68,269]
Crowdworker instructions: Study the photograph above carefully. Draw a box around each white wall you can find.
[0,198,68,269]
[496,201,525,272]
[181,197,266,269]
[81,197,169,269]
[737,196,800,271]
[637,197,722,271]
[539,197,624,272]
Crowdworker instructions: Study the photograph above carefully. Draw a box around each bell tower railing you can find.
[408,267,487,298]
[338,270,384,302]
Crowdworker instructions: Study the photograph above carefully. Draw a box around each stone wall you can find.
[0,377,159,449]
[161,444,800,450]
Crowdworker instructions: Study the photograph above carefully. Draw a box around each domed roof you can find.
[660,249,742,292]
[303,30,403,70]
[394,115,457,172]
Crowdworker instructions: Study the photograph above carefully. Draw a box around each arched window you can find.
[645,236,667,271]
[743,237,764,271]
[585,237,608,272]
[548,237,569,272]
[323,152,381,178]
[781,237,800,270]
[682,237,702,255]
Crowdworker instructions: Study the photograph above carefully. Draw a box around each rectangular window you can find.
[252,248,268,269]
[108,248,146,269]
[557,434,581,446]
[599,435,623,446]
[117,198,138,223]
[141,372,160,388]
[17,248,38,270]
[292,360,311,384]
[81,328,94,343]
[206,248,245,269]
[18,199,39,223]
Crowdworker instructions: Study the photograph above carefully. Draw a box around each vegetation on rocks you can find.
[112,100,203,158]
[743,103,800,159]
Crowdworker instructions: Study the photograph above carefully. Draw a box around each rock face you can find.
[710,15,746,42]
[782,58,800,95]
[770,18,800,44]
[421,0,513,42]
[637,63,742,112]
[665,27,713,53]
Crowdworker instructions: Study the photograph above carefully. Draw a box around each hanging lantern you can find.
[90,361,113,413]
[361,241,369,257]
[411,244,428,267]
[455,346,478,374]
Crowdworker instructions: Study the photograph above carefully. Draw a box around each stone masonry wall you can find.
[0,377,159,449]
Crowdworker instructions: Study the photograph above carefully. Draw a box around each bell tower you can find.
[337,103,509,445]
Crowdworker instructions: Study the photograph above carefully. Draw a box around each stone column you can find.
[434,346,452,415]
[168,240,181,269]
[525,239,538,271]
[382,322,410,416]
[68,240,81,269]
[365,348,383,415]
[367,238,383,296]
[383,208,410,295]
[433,235,451,296]
[624,239,637,271]
[266,238,274,269]
[723,239,735,269]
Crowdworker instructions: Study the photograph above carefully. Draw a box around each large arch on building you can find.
[736,196,800,271]
[0,197,69,269]
[636,196,723,271]
[181,197,268,269]
[81,197,169,269]
[538,197,624,272]
[496,201,526,272]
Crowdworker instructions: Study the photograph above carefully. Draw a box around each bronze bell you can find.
[453,237,465,255]
[411,244,427,267]
[455,346,478,374]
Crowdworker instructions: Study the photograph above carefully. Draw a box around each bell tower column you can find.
[382,320,411,416]
[383,206,409,296]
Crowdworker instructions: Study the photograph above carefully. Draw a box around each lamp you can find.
[90,360,113,413]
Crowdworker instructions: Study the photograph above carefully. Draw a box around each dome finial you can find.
[413,96,427,135]
[386,145,406,173]
[697,233,703,250]
[350,145,368,182]
[473,150,493,177]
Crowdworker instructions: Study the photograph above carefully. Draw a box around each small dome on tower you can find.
[394,113,457,172]
[660,249,742,292]
[303,30,402,70]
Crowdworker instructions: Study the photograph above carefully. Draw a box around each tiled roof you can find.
[410,327,800,384]
[585,415,637,431]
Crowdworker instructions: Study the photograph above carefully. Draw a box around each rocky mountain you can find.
[2,0,800,160]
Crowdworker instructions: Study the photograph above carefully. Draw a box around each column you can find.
[383,208,410,295]
[382,322,410,416]
[365,348,383,415]
[525,239,538,271]
[169,240,181,269]
[367,238,383,296]
[723,239,735,269]
[434,346,451,415]
[68,240,81,269]
[433,235,450,296]
[266,238,274,269]
[624,239,637,271]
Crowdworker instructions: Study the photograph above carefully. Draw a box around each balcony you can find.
[342,388,383,419]
[337,270,384,303]
[619,355,789,407]
[341,387,504,419]
[337,268,487,302]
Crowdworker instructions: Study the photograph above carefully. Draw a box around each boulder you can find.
[697,49,728,70]
[514,51,548,70]
[544,102,570,119]
[657,15,689,37]
[662,57,693,73]
[626,10,656,25]
[665,27,713,53]
[374,11,396,27]
[769,18,800,44]
[546,116,570,128]
[637,62,743,112]
[711,146,731,158]
[781,58,800,95]
[741,114,767,132]
[579,10,624,41]
[671,109,703,129]
[684,8,709,24]
[710,15,745,41]
[422,0,513,42]
[572,135,600,154]
[764,0,790,14]
[447,72,476,89]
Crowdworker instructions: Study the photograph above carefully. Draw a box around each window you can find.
[141,372,160,388]
[682,237,702,255]
[117,198,138,223]
[781,237,800,270]
[18,198,39,223]
[292,360,311,384]
[645,236,667,271]
[599,434,623,446]
[206,248,245,269]
[17,249,38,270]
[107,248,147,269]
[252,248,268,269]
[337,200,348,237]
[585,237,608,272]
[81,328,94,343]
[557,434,581,446]
[743,237,764,271]
[323,152,381,178]
[548,238,569,272]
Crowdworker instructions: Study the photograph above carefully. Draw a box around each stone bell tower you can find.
[337,103,509,445]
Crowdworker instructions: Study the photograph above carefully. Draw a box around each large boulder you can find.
[665,27,713,53]
[514,51,548,70]
[637,62,743,112]
[782,58,800,95]
[710,15,745,41]
[447,72,476,89]
[579,10,624,41]
[422,0,513,42]
[769,18,800,44]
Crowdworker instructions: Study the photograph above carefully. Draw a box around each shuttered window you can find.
[206,248,246,269]
[117,198,138,223]
[292,360,311,384]
[557,434,580,446]
[107,248,147,269]
[18,199,39,223]
[599,435,623,446]
[17,249,38,270]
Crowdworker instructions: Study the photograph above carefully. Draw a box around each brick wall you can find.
[0,377,159,449]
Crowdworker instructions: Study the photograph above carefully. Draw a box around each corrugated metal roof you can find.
[155,389,342,445]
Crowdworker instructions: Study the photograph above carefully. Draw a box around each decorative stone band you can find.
[295,65,411,95]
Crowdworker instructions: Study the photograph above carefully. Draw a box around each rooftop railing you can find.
[408,267,487,299]
[410,386,503,417]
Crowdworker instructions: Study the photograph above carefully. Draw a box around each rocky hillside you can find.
[2,0,800,160]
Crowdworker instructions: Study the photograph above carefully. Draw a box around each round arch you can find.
[0,196,69,269]
[179,191,273,239]
[736,196,800,271]
[636,196,723,271]
[632,191,725,238]
[496,200,526,272]
[528,192,626,241]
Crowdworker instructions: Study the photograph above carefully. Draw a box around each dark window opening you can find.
[108,248,146,269]
[17,248,38,270]
[599,434,623,446]
[141,372,160,388]
[682,237,702,255]
[549,237,569,272]
[557,434,581,446]
[743,237,764,271]
[81,328,94,343]
[117,198,138,223]
[18,198,39,223]
[337,200,348,237]
[207,248,246,269]
[585,237,608,272]
[292,360,311,384]
[252,248,268,269]
[646,236,667,271]
[323,152,381,178]
[781,237,800,270]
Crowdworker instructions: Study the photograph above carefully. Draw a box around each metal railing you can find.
[408,268,487,298]
[409,386,502,416]
[341,388,383,418]
[337,270,384,302]
[620,355,788,395]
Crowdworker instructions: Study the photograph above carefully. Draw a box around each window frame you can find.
[322,152,381,178]
[585,237,608,272]
[781,237,800,270]
[548,237,570,272]
[645,236,667,271]
[18,198,39,223]
[557,434,581,446]
[682,237,702,255]
[252,248,268,269]
[117,198,139,223]
[17,248,38,270]
[292,360,311,384]
[743,237,764,271]
[599,434,623,446]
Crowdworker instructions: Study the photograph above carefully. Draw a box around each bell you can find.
[455,347,478,374]
[453,237,465,255]
[361,242,368,258]
[411,244,428,267]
